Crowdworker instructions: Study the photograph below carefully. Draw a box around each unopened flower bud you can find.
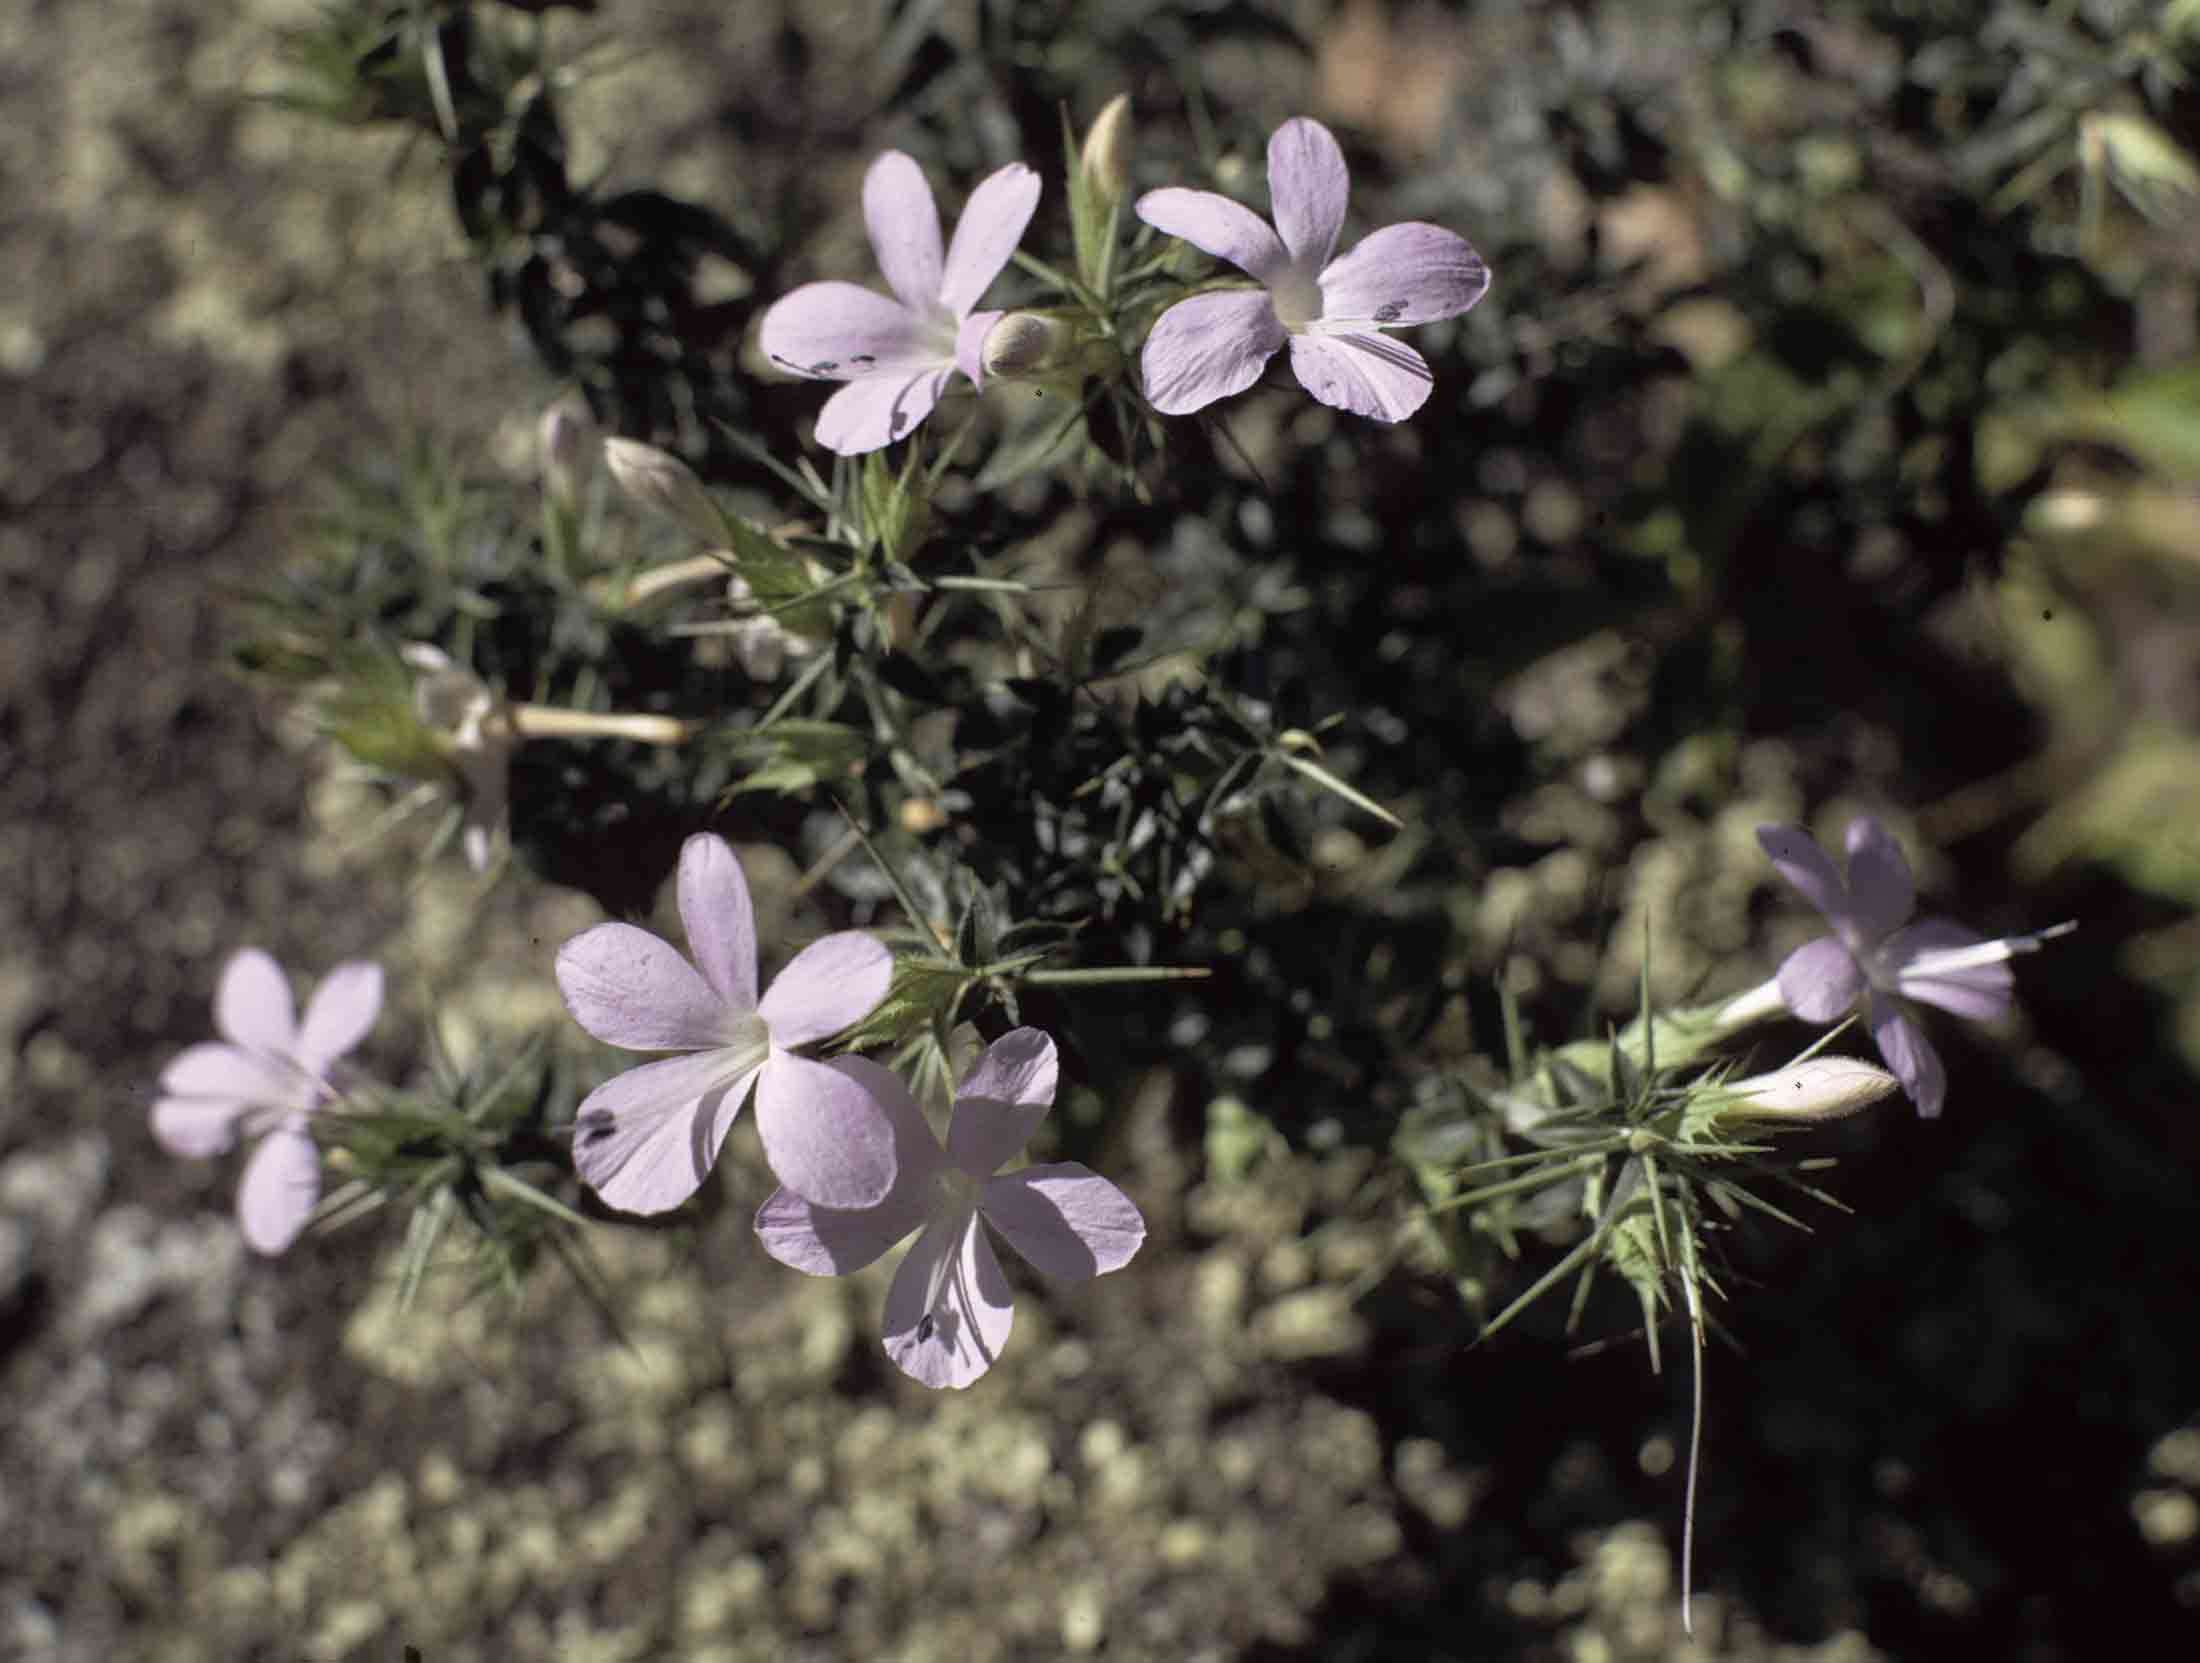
[1721,1057,1899,1124]
[1080,94,1132,203]
[539,393,599,511]
[981,312,1073,383]
[603,437,723,544]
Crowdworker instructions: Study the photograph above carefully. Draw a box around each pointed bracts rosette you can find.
[760,151,1041,454]
[555,833,896,1212]
[754,1029,1145,1389]
[152,948,384,1255]
[1757,816,2065,1118]
[1135,117,1489,421]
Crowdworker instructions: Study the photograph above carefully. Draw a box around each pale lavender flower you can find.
[1758,817,2059,1118]
[555,833,896,1212]
[759,151,1041,455]
[151,948,383,1255]
[755,1029,1145,1389]
[1134,116,1489,420]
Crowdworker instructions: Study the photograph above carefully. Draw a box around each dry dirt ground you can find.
[10,4,2181,1662]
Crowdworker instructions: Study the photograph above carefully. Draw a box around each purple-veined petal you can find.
[754,1182,928,1277]
[571,1046,763,1214]
[1843,817,1916,939]
[1140,290,1286,416]
[758,931,893,1047]
[980,1163,1145,1282]
[758,281,931,382]
[216,948,296,1054]
[1287,330,1434,422]
[863,150,945,318]
[752,1049,897,1209]
[751,1061,941,1271]
[237,1117,320,1256]
[1267,117,1350,270]
[751,1058,940,1271]
[677,833,758,1013]
[159,1041,295,1110]
[882,1206,1014,1389]
[295,961,383,1079]
[956,309,1001,390]
[151,1082,247,1158]
[1776,936,1866,1022]
[1134,187,1290,283]
[555,922,735,1051]
[1757,823,1850,927]
[1869,995,1947,1119]
[1883,919,2015,1023]
[1318,221,1490,327]
[946,1027,1058,1176]
[940,162,1041,319]
[812,366,953,455]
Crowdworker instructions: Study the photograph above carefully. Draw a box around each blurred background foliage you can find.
[17,0,2200,1656]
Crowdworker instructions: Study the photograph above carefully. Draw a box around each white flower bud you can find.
[1079,94,1132,202]
[1721,1057,1899,1123]
[981,313,1072,383]
[603,437,723,543]
[539,393,599,510]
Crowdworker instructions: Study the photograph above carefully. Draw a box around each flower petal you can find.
[1843,817,1916,940]
[754,1183,921,1278]
[1884,919,2015,1022]
[556,922,733,1051]
[295,961,383,1079]
[753,1049,897,1209]
[1267,117,1350,269]
[1776,936,1866,1023]
[940,162,1041,319]
[151,1060,253,1157]
[751,1059,941,1273]
[570,1047,761,1214]
[1869,995,1947,1119]
[677,834,758,1013]
[758,931,893,1047]
[946,1027,1058,1177]
[812,366,953,455]
[1134,187,1289,283]
[956,308,1001,390]
[216,948,296,1054]
[1286,330,1434,422]
[980,1163,1145,1282]
[1757,823,1850,926]
[883,1208,1014,1389]
[1139,290,1286,416]
[237,1117,320,1256]
[864,150,945,317]
[159,1041,292,1109]
[1318,221,1490,326]
[758,281,931,381]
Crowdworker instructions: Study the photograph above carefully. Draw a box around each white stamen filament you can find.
[1904,920,2075,979]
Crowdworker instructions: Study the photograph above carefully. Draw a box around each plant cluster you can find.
[159,0,2200,1630]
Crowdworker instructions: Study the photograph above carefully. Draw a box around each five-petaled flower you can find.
[151,948,384,1255]
[759,152,1041,455]
[556,832,896,1212]
[755,1029,1145,1389]
[1135,116,1489,421]
[1758,817,2051,1118]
